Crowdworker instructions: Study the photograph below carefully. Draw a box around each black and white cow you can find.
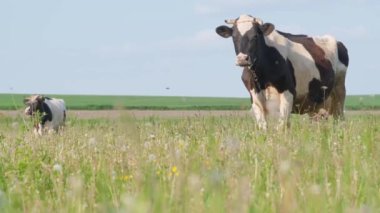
[24,95,66,135]
[216,14,349,129]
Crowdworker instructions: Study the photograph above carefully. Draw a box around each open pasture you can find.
[0,110,379,212]
[1,94,380,110]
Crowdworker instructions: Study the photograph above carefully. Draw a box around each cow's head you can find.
[24,95,45,116]
[216,14,274,67]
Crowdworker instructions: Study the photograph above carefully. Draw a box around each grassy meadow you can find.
[1,93,380,110]
[0,94,250,110]
[0,112,379,212]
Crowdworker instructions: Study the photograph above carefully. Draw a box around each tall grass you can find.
[0,113,379,212]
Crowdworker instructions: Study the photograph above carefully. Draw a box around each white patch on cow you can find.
[313,35,347,74]
[236,15,255,36]
[43,98,66,131]
[236,52,249,65]
[264,31,321,96]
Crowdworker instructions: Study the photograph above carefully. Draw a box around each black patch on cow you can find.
[250,29,296,97]
[308,78,327,103]
[278,31,335,103]
[216,26,233,38]
[36,102,53,125]
[337,41,349,67]
[287,59,296,96]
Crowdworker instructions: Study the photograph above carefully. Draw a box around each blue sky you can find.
[1,0,379,97]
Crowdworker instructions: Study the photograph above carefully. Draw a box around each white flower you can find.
[112,171,117,181]
[148,154,156,162]
[53,163,63,173]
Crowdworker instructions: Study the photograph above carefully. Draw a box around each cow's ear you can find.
[23,98,29,104]
[216,25,233,38]
[259,23,275,36]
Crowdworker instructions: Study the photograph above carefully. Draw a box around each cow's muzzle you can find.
[24,106,34,116]
[236,53,251,67]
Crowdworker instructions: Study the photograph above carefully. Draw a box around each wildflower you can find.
[123,175,133,182]
[148,154,156,162]
[53,163,63,173]
[169,166,179,177]
[172,166,177,173]
[112,171,117,181]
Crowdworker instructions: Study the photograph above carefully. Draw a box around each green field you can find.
[0,112,379,212]
[1,93,380,110]
[0,94,250,110]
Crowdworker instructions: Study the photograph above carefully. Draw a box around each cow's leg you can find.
[33,128,39,136]
[37,123,43,136]
[330,72,347,119]
[250,90,267,130]
[63,110,67,123]
[242,68,267,129]
[251,103,267,130]
[278,91,293,128]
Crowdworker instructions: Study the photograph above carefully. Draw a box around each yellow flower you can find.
[170,166,179,177]
[122,175,133,182]
[171,166,177,173]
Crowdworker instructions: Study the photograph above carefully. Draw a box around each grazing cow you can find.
[216,14,349,129]
[24,95,66,135]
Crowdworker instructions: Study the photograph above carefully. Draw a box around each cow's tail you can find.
[62,100,67,123]
[62,99,67,129]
